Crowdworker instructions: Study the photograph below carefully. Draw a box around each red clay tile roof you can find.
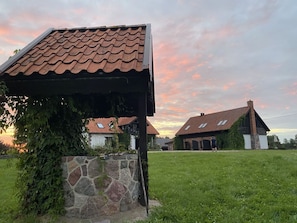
[146,119,159,135]
[87,118,123,134]
[0,24,155,116]
[1,25,149,76]
[176,106,250,136]
[87,117,159,135]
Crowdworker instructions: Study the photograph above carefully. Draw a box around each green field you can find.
[1,150,297,223]
[0,159,18,223]
[143,150,297,223]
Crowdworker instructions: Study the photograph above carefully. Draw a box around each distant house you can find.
[155,137,173,150]
[87,117,159,150]
[175,100,270,150]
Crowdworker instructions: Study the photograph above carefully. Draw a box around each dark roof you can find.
[176,106,250,136]
[0,24,155,116]
[87,117,159,135]
[118,117,159,135]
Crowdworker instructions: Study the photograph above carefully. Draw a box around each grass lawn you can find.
[0,158,19,223]
[142,150,297,223]
[1,150,297,223]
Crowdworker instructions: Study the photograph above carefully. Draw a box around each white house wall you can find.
[243,134,268,149]
[89,133,113,148]
[259,135,269,149]
[243,134,251,149]
[130,135,136,150]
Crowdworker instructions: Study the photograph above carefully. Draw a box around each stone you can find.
[131,182,140,200]
[68,159,79,173]
[67,156,75,162]
[75,177,95,196]
[69,166,82,186]
[74,194,88,208]
[129,160,135,176]
[82,165,87,176]
[120,191,132,212]
[111,155,127,160]
[80,200,98,218]
[94,176,112,191]
[100,202,119,216]
[75,156,86,164]
[61,163,68,178]
[133,164,139,181]
[63,181,75,207]
[121,160,128,169]
[106,181,127,202]
[105,160,119,180]
[65,207,80,218]
[119,168,131,187]
[126,154,137,160]
[96,220,111,223]
[62,155,140,218]
[128,181,136,192]
[89,195,108,209]
[88,158,100,178]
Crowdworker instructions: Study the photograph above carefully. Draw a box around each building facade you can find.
[175,101,270,150]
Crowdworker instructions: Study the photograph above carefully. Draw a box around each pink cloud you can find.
[192,73,201,80]
[288,82,297,96]
[223,81,236,90]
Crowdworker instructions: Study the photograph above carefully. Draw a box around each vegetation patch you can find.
[142,150,297,223]
[2,150,297,222]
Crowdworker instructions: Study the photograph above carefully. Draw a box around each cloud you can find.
[0,0,296,140]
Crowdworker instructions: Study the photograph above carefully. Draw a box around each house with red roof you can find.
[86,117,159,150]
[176,100,270,150]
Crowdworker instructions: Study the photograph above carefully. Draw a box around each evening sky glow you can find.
[0,0,296,144]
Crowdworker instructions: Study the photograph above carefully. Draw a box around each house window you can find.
[97,123,104,129]
[217,120,228,126]
[185,125,190,130]
[198,123,207,128]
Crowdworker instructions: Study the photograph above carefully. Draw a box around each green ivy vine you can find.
[11,95,90,215]
[217,116,245,149]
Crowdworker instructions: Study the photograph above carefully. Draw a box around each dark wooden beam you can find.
[138,92,148,208]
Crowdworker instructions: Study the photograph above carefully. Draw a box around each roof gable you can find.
[176,106,250,136]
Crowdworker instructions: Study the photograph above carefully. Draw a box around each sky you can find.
[0,0,296,144]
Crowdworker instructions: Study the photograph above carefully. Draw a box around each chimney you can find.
[200,113,205,116]
[247,100,260,149]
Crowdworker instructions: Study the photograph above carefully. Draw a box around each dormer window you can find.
[97,123,104,129]
[217,120,228,126]
[198,123,207,128]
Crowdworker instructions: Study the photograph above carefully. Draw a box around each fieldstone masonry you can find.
[61,154,139,218]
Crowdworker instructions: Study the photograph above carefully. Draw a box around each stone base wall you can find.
[61,154,139,218]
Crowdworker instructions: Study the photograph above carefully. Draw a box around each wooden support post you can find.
[138,92,148,208]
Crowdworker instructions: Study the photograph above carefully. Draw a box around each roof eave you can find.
[0,28,54,74]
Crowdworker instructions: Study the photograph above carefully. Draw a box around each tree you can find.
[0,140,10,155]
[267,135,280,149]
[174,136,183,150]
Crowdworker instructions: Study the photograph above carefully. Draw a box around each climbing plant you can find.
[216,116,245,149]
[12,95,90,215]
[0,50,136,216]
[227,116,245,149]
[0,79,133,216]
[174,136,184,150]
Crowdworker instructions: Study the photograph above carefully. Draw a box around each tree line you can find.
[267,134,297,149]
